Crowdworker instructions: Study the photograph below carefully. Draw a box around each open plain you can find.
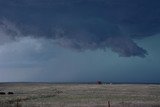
[0,83,160,107]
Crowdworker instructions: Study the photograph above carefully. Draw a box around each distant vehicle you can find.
[0,92,5,95]
[8,92,14,95]
[96,81,102,84]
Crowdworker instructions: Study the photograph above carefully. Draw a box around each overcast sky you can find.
[0,0,160,83]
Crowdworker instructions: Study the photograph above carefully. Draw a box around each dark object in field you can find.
[8,92,14,95]
[97,81,102,84]
[108,101,111,107]
[0,92,5,95]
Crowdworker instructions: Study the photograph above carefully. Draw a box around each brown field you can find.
[0,83,160,107]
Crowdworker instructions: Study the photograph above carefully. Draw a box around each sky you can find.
[0,0,160,82]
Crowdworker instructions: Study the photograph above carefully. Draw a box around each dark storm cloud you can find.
[0,0,160,57]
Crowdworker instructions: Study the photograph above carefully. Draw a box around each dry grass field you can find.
[0,83,160,107]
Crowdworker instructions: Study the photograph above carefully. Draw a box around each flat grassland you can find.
[0,83,160,107]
